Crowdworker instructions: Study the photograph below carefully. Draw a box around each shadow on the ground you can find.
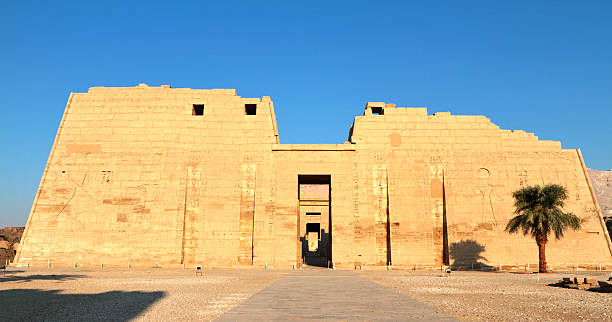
[586,287,612,293]
[0,274,85,283]
[0,289,166,321]
[449,239,492,271]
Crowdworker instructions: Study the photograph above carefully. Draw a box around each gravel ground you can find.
[0,268,280,321]
[2,268,610,321]
[363,270,612,321]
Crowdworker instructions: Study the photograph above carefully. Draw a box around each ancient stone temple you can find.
[14,84,612,269]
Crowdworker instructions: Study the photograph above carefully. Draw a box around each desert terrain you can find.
[1,268,610,321]
[365,270,611,321]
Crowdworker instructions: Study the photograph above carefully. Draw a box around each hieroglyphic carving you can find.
[429,163,444,266]
[372,164,388,265]
[267,155,276,236]
[352,155,360,238]
[182,166,201,265]
[101,171,112,184]
[239,164,256,265]
[516,169,528,187]
[430,156,443,163]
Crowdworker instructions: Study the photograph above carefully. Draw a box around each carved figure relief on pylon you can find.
[478,167,501,228]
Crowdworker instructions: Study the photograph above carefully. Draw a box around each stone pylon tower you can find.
[15,84,612,269]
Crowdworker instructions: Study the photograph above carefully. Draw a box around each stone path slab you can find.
[217,270,455,321]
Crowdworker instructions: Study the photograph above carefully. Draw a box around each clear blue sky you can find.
[1,1,611,227]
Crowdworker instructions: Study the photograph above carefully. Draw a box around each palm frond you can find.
[506,184,582,241]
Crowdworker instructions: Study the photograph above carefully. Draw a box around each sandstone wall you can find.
[14,85,612,269]
[15,85,277,268]
[349,103,612,268]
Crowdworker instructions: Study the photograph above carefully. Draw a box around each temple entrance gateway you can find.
[15,85,611,270]
[298,175,332,267]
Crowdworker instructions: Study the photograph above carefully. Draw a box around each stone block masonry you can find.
[14,84,612,269]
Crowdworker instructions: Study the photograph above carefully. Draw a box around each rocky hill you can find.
[588,168,612,238]
[588,169,612,216]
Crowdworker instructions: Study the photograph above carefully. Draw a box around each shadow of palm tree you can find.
[449,239,492,270]
[1,274,85,283]
[0,289,165,321]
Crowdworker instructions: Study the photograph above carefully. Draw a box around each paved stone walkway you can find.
[217,269,455,321]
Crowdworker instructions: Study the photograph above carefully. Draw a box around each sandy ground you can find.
[363,270,612,321]
[1,268,611,321]
[0,268,280,321]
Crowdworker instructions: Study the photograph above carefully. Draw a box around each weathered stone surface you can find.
[588,168,612,217]
[218,270,456,321]
[550,276,602,291]
[588,168,612,239]
[13,85,612,269]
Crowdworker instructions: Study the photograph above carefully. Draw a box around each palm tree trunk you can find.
[536,233,547,273]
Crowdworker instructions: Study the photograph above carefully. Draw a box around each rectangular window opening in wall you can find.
[245,104,257,115]
[306,212,321,216]
[193,104,204,116]
[371,106,384,115]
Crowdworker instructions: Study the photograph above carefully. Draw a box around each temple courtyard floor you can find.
[1,267,610,321]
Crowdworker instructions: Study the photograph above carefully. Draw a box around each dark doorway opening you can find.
[298,174,332,268]
[306,223,320,238]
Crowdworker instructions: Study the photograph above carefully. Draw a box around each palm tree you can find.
[505,184,582,272]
